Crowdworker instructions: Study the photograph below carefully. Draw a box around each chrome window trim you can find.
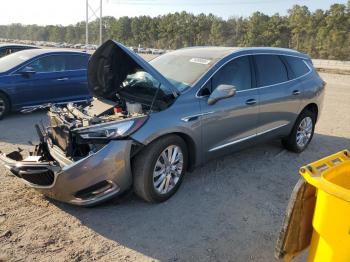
[303,59,313,71]
[209,123,288,152]
[196,53,312,98]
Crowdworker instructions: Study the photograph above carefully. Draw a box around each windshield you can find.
[150,53,216,92]
[0,51,32,73]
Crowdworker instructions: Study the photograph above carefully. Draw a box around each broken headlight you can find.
[76,117,148,140]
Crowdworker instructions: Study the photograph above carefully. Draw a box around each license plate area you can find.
[1,147,61,187]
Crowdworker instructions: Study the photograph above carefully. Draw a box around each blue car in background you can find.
[0,43,39,58]
[0,49,91,119]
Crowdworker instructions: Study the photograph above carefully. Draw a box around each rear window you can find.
[254,55,288,87]
[64,55,89,70]
[284,56,310,78]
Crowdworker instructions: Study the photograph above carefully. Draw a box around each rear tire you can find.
[132,135,188,203]
[282,110,316,153]
[0,93,10,120]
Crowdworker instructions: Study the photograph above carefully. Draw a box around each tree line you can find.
[0,3,349,60]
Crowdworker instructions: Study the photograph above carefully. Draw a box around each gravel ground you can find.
[0,72,349,262]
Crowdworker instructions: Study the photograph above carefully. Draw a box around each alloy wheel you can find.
[0,97,6,117]
[153,145,184,195]
[296,116,313,148]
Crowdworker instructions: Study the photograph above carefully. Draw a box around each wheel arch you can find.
[301,103,318,122]
[0,90,11,111]
[133,132,198,172]
[172,132,197,171]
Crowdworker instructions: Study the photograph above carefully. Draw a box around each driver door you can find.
[14,55,70,107]
[199,56,259,161]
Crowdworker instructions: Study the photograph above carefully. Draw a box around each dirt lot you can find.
[0,72,349,262]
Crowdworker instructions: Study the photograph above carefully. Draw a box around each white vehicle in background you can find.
[137,47,146,53]
[74,44,83,49]
[36,41,45,46]
[82,44,98,50]
[128,46,138,52]
[91,44,98,50]
[151,48,165,55]
[138,47,151,54]
[54,42,65,48]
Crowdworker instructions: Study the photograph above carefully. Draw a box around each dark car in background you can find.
[0,43,39,58]
[0,49,91,119]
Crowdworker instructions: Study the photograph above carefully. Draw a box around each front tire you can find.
[282,110,316,153]
[0,93,10,120]
[132,135,188,203]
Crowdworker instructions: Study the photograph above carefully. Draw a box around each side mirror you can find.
[18,66,36,77]
[208,84,236,105]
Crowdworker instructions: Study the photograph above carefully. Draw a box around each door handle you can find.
[245,99,257,105]
[293,90,301,95]
[56,78,69,81]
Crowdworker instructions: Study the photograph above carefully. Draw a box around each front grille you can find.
[11,167,55,186]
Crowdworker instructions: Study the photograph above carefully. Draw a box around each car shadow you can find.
[56,133,350,261]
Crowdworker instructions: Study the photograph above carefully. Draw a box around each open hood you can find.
[88,40,178,99]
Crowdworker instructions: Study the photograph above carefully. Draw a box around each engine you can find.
[46,98,146,159]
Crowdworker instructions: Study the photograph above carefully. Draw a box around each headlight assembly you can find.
[76,116,148,140]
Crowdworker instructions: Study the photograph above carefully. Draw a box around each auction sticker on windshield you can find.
[189,58,211,65]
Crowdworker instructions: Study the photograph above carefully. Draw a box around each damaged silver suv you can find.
[0,40,325,206]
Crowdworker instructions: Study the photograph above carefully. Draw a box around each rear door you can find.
[253,54,302,135]
[199,56,259,160]
[58,54,90,102]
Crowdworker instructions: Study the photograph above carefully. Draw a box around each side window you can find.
[212,56,252,92]
[198,80,212,96]
[254,55,288,87]
[284,56,310,78]
[0,48,8,57]
[5,48,14,56]
[7,48,21,55]
[28,55,66,73]
[63,55,89,70]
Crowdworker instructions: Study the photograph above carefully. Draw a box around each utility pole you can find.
[86,0,89,48]
[100,0,103,46]
[85,0,103,49]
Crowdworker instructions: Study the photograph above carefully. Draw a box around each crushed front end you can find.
[0,99,147,206]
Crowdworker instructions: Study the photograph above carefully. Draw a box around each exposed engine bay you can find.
[45,97,148,161]
[50,97,145,129]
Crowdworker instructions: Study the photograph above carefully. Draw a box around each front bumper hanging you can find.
[0,131,133,206]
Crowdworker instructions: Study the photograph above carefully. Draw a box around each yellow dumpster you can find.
[275,150,350,262]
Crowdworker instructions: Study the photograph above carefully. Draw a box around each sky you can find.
[0,0,347,26]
